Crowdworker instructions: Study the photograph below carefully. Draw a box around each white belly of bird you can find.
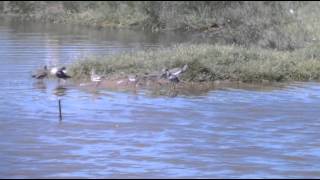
[172,69,182,76]
[128,77,137,82]
[91,76,101,82]
[50,67,58,75]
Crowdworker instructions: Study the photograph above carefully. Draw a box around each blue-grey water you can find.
[0,19,319,178]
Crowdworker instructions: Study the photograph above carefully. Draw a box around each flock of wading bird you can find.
[31,64,189,90]
[32,66,71,85]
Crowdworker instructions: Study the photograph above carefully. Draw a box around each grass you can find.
[3,2,320,83]
[68,43,320,83]
[2,1,320,50]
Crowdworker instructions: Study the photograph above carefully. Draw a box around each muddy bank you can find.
[74,76,290,97]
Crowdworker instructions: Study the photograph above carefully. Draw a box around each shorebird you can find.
[160,64,188,91]
[128,74,138,82]
[166,64,188,77]
[91,69,104,87]
[168,73,180,90]
[161,64,188,79]
[128,74,139,87]
[56,67,71,79]
[32,66,48,80]
[56,67,71,85]
[161,64,188,82]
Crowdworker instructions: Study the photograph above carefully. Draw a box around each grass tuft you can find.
[68,43,320,83]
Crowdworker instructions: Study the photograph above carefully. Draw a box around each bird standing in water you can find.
[91,69,104,87]
[161,64,188,90]
[56,67,71,85]
[128,74,139,86]
[168,74,180,90]
[32,65,48,81]
[162,64,188,78]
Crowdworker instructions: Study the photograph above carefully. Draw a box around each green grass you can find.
[3,1,320,83]
[2,1,320,50]
[68,43,320,83]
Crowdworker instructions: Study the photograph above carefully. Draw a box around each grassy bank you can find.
[2,1,320,50]
[68,43,320,83]
[3,1,320,83]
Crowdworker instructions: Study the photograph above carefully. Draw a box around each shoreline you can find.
[67,43,320,85]
[73,76,292,96]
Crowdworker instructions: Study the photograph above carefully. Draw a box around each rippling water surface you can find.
[0,19,319,178]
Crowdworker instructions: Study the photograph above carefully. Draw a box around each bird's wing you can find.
[172,69,182,76]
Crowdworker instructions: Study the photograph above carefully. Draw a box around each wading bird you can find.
[91,69,104,87]
[128,74,139,88]
[161,64,188,87]
[128,74,138,83]
[56,67,71,85]
[168,73,180,90]
[32,66,48,80]
[162,64,188,79]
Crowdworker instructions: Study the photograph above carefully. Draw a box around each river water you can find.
[0,19,319,178]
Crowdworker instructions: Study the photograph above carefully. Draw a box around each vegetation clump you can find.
[3,1,320,83]
[1,1,320,50]
[68,43,320,83]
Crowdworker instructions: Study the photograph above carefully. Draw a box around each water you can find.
[0,19,319,178]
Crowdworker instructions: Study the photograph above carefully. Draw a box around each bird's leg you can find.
[169,82,174,92]
[135,81,139,88]
[95,81,100,88]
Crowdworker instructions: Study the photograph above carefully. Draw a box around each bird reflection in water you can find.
[90,90,104,102]
[53,85,68,97]
[32,81,47,93]
[168,88,179,97]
